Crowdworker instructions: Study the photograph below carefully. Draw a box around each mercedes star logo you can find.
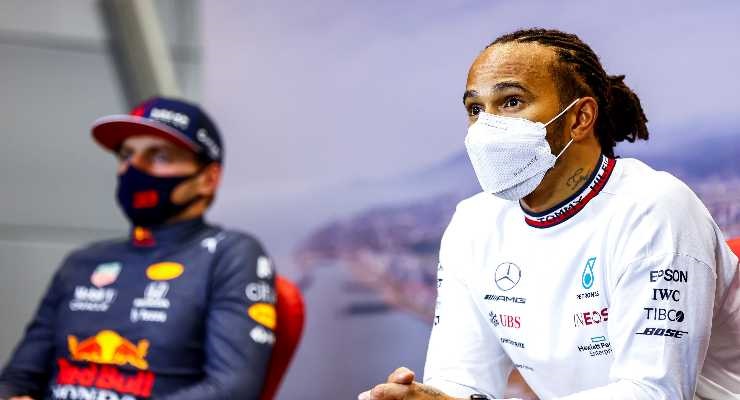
[494,262,521,291]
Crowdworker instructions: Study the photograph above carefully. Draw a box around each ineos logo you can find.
[494,262,521,291]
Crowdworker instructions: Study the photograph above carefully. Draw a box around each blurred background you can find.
[1,1,739,399]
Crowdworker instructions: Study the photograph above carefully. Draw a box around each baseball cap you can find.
[91,97,223,163]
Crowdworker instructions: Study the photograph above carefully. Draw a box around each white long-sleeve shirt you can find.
[423,155,740,399]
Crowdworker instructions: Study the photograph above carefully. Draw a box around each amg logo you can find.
[484,294,526,304]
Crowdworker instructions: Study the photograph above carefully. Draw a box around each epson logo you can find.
[649,269,688,283]
[484,294,526,304]
[150,108,190,129]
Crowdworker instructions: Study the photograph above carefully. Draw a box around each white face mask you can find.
[464,98,580,200]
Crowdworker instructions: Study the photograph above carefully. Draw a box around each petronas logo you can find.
[582,257,596,289]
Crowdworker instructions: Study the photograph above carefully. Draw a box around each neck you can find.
[166,198,209,224]
[520,145,601,213]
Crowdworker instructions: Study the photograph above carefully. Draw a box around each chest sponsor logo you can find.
[145,262,184,281]
[581,257,596,289]
[131,282,170,323]
[246,281,276,303]
[201,233,225,254]
[635,327,688,338]
[484,294,526,304]
[250,325,276,345]
[248,303,277,330]
[573,308,609,327]
[652,288,680,302]
[257,256,274,279]
[90,262,121,288]
[644,307,685,322]
[68,330,149,370]
[575,257,600,300]
[578,336,612,357]
[576,290,599,300]
[54,358,154,400]
[494,262,521,291]
[500,337,525,349]
[70,286,117,312]
[488,311,520,328]
[649,269,688,283]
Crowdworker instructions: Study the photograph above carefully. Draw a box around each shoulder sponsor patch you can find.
[146,262,184,281]
[91,262,122,288]
[256,256,273,279]
[248,303,277,329]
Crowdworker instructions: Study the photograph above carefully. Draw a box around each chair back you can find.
[260,275,305,400]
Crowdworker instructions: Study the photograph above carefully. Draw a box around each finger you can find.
[371,383,410,400]
[388,366,415,384]
[358,390,372,400]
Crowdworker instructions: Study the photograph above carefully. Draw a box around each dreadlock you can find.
[488,29,649,157]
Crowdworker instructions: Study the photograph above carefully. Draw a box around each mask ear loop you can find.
[546,98,581,160]
[544,97,581,126]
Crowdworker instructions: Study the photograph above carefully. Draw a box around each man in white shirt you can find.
[358,28,740,400]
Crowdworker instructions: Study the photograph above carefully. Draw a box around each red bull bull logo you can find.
[68,330,149,370]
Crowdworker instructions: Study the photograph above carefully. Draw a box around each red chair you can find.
[728,237,740,257]
[260,275,306,400]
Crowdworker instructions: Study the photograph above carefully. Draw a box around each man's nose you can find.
[119,153,146,174]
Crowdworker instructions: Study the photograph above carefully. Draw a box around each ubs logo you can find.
[495,262,521,291]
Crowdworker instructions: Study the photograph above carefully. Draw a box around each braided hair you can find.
[488,29,649,157]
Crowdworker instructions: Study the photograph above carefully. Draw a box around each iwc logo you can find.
[494,262,521,291]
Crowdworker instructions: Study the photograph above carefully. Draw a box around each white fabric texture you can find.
[423,157,740,399]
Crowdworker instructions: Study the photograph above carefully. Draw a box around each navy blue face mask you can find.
[116,165,203,227]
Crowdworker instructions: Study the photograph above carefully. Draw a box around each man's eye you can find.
[153,153,172,163]
[468,104,483,116]
[503,97,522,108]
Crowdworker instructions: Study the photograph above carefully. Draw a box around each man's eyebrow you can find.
[462,81,533,103]
[491,81,532,95]
[462,89,479,103]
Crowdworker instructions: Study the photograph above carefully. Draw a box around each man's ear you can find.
[570,97,598,142]
[197,163,222,197]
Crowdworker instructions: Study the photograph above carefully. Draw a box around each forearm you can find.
[155,373,265,400]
